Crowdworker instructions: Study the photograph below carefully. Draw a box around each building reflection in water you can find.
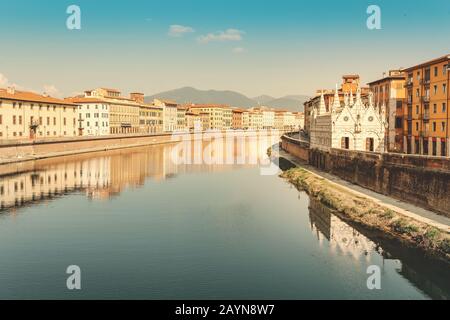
[308,197,450,300]
[0,136,274,211]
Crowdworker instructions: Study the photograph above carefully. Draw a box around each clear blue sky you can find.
[1,0,449,98]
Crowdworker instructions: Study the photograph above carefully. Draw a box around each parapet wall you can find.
[281,135,450,217]
[0,130,272,165]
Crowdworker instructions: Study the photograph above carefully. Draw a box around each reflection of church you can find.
[308,197,381,261]
[308,198,450,299]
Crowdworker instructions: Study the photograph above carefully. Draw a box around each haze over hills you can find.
[145,87,309,112]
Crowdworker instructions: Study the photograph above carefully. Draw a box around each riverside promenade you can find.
[275,147,450,233]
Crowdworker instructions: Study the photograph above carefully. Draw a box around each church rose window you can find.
[368,116,374,122]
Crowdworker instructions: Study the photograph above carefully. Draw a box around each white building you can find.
[67,97,110,136]
[310,84,386,152]
[282,112,296,131]
[154,99,178,132]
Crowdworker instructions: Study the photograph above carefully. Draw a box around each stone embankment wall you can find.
[0,130,274,165]
[281,135,450,217]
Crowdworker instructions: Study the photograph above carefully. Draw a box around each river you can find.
[0,136,448,299]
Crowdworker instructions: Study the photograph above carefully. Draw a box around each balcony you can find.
[422,96,430,103]
[419,130,429,137]
[420,78,431,85]
[407,114,413,121]
[423,112,430,121]
[405,80,413,87]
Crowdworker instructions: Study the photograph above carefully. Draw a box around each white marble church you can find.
[310,85,387,153]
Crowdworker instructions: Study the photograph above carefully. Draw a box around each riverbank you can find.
[274,151,450,263]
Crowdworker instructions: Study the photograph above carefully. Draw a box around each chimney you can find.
[6,86,15,95]
[130,92,144,104]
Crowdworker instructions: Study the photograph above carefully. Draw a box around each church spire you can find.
[318,90,327,115]
[332,84,340,111]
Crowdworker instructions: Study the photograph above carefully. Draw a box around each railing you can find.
[405,79,413,87]
[422,96,430,103]
[420,78,430,85]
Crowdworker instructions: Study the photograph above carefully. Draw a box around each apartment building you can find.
[294,112,305,130]
[84,88,140,134]
[186,112,202,131]
[232,109,243,130]
[368,70,406,152]
[0,87,78,140]
[188,104,232,130]
[248,111,263,130]
[403,55,450,157]
[129,93,164,134]
[154,99,178,132]
[176,105,187,131]
[65,97,110,136]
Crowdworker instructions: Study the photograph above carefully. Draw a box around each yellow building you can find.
[0,87,78,140]
[128,92,164,134]
[188,104,232,130]
[403,54,449,157]
[84,88,140,134]
[368,70,406,152]
[185,112,202,131]
[176,105,187,131]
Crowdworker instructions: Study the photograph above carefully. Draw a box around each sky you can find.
[0,0,449,98]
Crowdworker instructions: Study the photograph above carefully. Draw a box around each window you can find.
[442,122,446,131]
[366,138,374,152]
[13,115,16,125]
[443,103,446,113]
[432,122,436,132]
[434,85,438,95]
[0,115,2,124]
[434,66,438,77]
[19,116,22,125]
[416,105,419,114]
[444,84,447,94]
[433,104,437,113]
[415,122,419,131]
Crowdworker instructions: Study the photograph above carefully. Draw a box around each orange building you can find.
[232,108,243,130]
[403,55,449,157]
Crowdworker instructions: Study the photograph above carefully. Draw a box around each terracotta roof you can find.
[189,104,231,109]
[0,88,76,106]
[402,54,450,72]
[139,103,163,110]
[101,88,121,93]
[65,97,107,104]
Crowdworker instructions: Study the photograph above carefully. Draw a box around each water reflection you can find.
[0,138,449,300]
[308,197,450,300]
[0,136,275,212]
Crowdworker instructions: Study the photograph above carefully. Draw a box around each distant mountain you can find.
[145,87,309,112]
[145,87,255,107]
[253,95,275,105]
[264,95,310,112]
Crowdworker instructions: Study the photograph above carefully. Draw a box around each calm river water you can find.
[0,136,448,299]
